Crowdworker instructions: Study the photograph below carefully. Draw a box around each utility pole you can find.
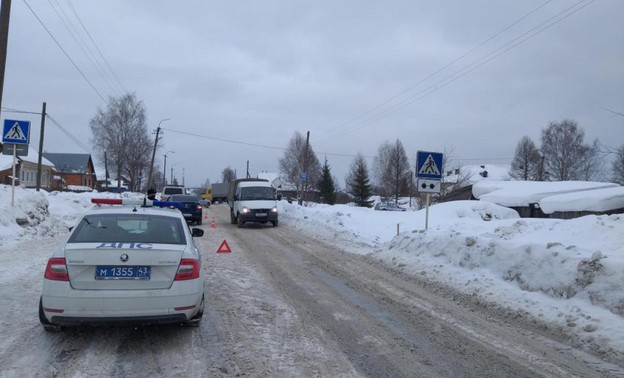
[0,0,13,122]
[246,160,250,178]
[36,102,46,191]
[300,131,310,205]
[104,151,109,190]
[147,118,168,190]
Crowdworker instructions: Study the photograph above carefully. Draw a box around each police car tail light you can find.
[174,258,200,281]
[44,257,69,281]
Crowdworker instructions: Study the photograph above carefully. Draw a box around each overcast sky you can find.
[2,0,623,188]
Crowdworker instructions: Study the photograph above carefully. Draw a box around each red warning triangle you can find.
[216,240,232,254]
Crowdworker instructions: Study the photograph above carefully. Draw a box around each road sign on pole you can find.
[2,119,30,145]
[416,151,444,230]
[416,151,443,180]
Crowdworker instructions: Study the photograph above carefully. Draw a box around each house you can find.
[0,146,55,189]
[472,180,624,219]
[439,164,510,202]
[42,153,97,190]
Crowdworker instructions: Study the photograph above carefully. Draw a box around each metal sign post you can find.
[11,143,15,205]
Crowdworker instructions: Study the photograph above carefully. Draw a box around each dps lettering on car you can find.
[96,242,153,249]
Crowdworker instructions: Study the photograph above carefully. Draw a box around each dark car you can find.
[374,201,407,211]
[168,194,203,224]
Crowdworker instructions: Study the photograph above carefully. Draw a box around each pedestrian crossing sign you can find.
[2,119,31,145]
[417,151,443,179]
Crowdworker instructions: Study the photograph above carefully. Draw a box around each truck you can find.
[210,183,229,203]
[227,178,279,227]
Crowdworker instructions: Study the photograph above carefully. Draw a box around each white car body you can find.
[228,180,278,227]
[40,204,205,329]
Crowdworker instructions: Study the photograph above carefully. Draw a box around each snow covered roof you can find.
[473,180,623,213]
[443,164,510,184]
[0,147,55,171]
[540,186,624,214]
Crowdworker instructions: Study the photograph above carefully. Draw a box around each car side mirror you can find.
[277,194,282,200]
[192,228,204,237]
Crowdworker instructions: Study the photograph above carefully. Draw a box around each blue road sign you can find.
[2,119,31,145]
[301,172,307,182]
[417,151,443,179]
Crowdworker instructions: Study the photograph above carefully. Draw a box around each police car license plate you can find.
[95,266,151,280]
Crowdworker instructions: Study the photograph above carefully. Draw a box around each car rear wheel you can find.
[39,297,62,332]
[186,295,204,327]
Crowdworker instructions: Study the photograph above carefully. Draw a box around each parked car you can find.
[374,201,407,211]
[39,201,205,330]
[167,194,204,224]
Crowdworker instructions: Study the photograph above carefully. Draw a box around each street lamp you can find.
[147,118,171,190]
[163,150,174,188]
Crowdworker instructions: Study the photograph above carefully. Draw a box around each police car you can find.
[39,197,205,330]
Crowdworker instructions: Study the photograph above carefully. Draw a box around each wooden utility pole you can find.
[36,102,46,191]
[0,0,13,122]
[146,126,161,190]
[300,131,310,205]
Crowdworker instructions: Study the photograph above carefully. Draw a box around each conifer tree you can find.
[346,153,373,208]
[317,158,336,205]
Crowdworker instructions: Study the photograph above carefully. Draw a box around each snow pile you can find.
[279,199,624,353]
[0,186,143,245]
[0,185,56,244]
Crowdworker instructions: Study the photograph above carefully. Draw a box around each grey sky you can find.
[3,1,623,187]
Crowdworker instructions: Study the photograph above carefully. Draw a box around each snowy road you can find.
[1,204,623,377]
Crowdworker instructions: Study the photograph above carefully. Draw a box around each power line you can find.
[46,0,121,96]
[22,0,107,102]
[319,0,555,144]
[65,0,127,94]
[322,0,595,141]
[45,114,91,152]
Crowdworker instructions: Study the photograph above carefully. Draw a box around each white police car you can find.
[39,198,205,330]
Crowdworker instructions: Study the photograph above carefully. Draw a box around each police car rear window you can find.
[68,214,187,245]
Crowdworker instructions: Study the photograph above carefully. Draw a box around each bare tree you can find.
[509,136,542,181]
[612,145,624,185]
[540,120,600,181]
[221,166,236,182]
[279,131,321,200]
[438,147,471,201]
[372,142,393,197]
[90,93,148,191]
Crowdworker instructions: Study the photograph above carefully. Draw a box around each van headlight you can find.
[241,207,250,214]
[271,207,278,213]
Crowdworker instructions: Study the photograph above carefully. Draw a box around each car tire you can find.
[196,218,202,225]
[272,220,278,227]
[230,210,236,224]
[186,295,204,327]
[39,297,62,332]
[237,214,244,228]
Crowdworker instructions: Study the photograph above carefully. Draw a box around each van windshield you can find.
[240,187,275,201]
